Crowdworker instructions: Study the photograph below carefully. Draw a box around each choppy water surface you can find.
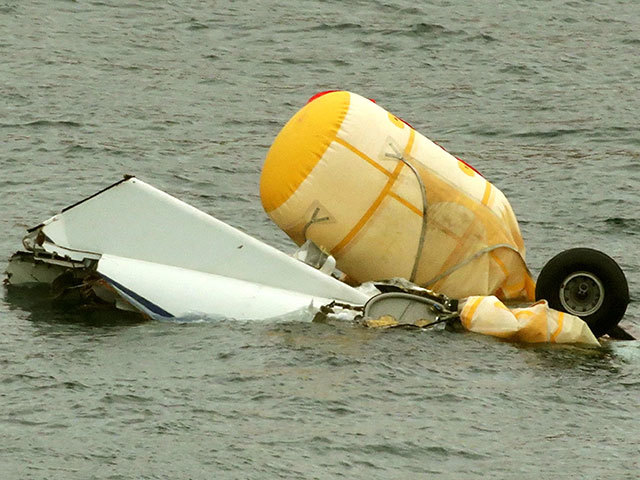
[1,1,639,478]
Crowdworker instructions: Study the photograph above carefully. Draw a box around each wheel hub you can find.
[559,272,604,317]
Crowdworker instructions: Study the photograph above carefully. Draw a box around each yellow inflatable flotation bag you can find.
[459,296,599,345]
[261,91,535,301]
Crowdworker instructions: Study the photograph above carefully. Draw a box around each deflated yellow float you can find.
[261,90,535,301]
[459,297,599,345]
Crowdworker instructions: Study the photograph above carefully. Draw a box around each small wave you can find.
[499,64,538,75]
[469,32,499,42]
[164,311,229,323]
[397,7,424,15]
[100,393,153,404]
[411,22,449,35]
[420,444,488,460]
[280,57,316,65]
[1,120,82,128]
[211,164,239,174]
[188,21,210,31]
[0,89,28,100]
[64,144,96,154]
[605,217,640,235]
[331,58,351,67]
[311,22,363,32]
[378,22,459,37]
[510,127,591,139]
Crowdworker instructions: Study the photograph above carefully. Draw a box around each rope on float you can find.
[385,143,428,284]
[423,243,523,287]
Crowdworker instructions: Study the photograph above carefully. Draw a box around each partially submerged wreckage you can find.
[5,91,632,345]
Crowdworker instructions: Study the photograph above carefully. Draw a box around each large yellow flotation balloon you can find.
[261,90,535,301]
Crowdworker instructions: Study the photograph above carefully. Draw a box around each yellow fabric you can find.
[460,296,600,345]
[363,315,399,328]
[363,314,441,329]
[261,90,535,301]
[261,91,350,212]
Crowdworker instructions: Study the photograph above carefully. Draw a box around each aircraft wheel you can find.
[535,248,629,338]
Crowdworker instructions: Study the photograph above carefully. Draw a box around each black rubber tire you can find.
[535,248,629,338]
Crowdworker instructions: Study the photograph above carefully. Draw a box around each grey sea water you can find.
[1,1,639,479]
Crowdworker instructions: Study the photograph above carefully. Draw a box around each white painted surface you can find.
[40,178,368,305]
[97,254,342,320]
